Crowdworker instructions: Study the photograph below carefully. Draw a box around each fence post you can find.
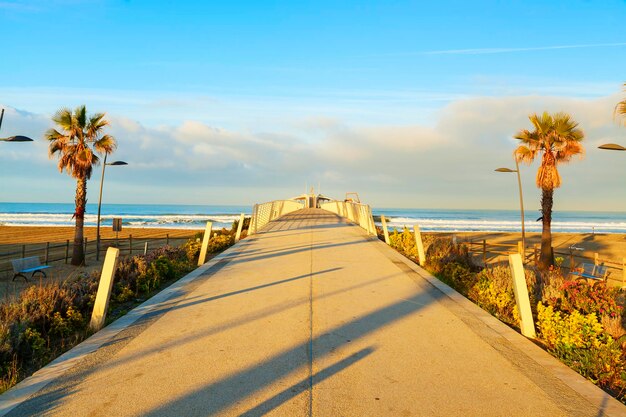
[144,241,148,255]
[21,245,25,258]
[622,258,626,288]
[198,221,213,266]
[129,235,133,255]
[44,242,50,265]
[482,240,487,266]
[508,253,536,338]
[413,225,426,267]
[235,213,245,242]
[89,247,120,331]
[65,240,69,264]
[166,234,169,245]
[517,241,523,256]
[594,252,599,266]
[380,215,390,245]
[534,244,539,265]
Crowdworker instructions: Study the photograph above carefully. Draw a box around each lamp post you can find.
[598,143,626,151]
[495,158,526,257]
[0,109,34,142]
[96,153,128,261]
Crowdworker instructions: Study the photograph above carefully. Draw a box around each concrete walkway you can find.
[7,209,623,416]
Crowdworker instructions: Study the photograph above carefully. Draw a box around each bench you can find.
[11,257,51,282]
[570,263,609,281]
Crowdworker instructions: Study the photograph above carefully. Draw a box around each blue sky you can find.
[1,0,625,210]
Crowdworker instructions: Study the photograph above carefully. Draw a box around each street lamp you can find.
[598,143,626,151]
[96,153,128,260]
[495,157,526,258]
[0,109,34,142]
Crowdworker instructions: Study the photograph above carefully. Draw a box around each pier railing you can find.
[319,200,376,236]
[249,200,305,235]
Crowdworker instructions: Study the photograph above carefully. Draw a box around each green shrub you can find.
[468,266,517,325]
[425,237,475,275]
[555,280,622,318]
[389,228,418,260]
[183,232,203,261]
[441,262,477,295]
[183,230,235,263]
[537,302,626,393]
[206,233,235,253]
[50,306,84,337]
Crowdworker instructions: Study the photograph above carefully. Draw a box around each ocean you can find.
[0,203,625,234]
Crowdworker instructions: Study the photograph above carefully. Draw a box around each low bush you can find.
[425,237,476,276]
[537,302,626,393]
[389,228,418,260]
[182,229,236,263]
[556,280,622,318]
[468,266,517,325]
[441,262,477,294]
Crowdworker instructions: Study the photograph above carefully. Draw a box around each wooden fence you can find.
[0,234,195,277]
[463,238,626,287]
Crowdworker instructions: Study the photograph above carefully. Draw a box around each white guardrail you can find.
[319,201,377,236]
[249,200,305,234]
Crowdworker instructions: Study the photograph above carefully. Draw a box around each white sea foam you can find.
[2,210,625,233]
[0,212,243,228]
[384,217,626,233]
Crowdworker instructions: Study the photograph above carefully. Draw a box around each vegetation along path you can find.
[4,209,625,416]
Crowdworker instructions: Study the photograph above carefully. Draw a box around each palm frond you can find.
[515,111,584,190]
[47,105,115,179]
[75,105,87,129]
[513,145,536,165]
[555,141,585,162]
[51,108,73,131]
[615,83,626,124]
[93,134,117,154]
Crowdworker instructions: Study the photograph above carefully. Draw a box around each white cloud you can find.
[385,42,626,56]
[1,93,625,210]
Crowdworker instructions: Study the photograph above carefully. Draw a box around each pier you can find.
[1,203,624,416]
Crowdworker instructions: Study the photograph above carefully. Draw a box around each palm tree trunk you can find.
[71,176,87,265]
[539,187,554,269]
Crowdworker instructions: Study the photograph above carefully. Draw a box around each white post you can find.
[235,213,245,242]
[413,225,426,267]
[381,215,390,245]
[144,241,148,255]
[89,247,120,331]
[508,253,536,338]
[198,221,213,266]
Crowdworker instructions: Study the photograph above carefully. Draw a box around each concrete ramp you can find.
[6,209,622,416]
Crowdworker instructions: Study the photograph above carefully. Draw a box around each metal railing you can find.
[249,200,305,234]
[319,200,376,236]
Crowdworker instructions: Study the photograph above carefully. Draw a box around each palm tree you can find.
[514,112,585,270]
[46,106,116,265]
[616,83,626,122]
